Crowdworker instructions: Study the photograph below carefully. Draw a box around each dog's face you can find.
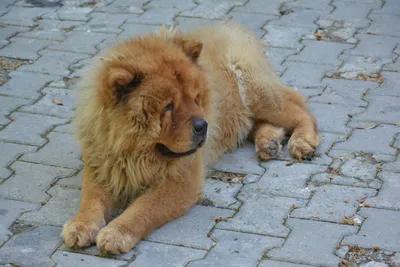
[96,33,210,158]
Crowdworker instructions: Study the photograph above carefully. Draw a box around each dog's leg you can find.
[95,160,202,255]
[62,166,111,249]
[253,121,285,161]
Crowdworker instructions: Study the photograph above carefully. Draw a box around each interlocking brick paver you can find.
[126,8,178,25]
[269,9,327,29]
[266,47,297,73]
[0,7,54,27]
[0,25,29,47]
[0,161,72,203]
[0,37,51,60]
[0,142,35,179]
[95,0,143,14]
[0,199,39,246]
[282,0,333,12]
[209,142,264,175]
[74,12,131,34]
[312,173,374,188]
[292,184,376,222]
[130,241,206,267]
[21,132,81,169]
[269,218,358,266]
[20,87,76,118]
[43,6,92,21]
[343,208,400,251]
[229,12,276,39]
[17,50,91,76]
[354,95,400,124]
[0,112,67,146]
[175,17,220,32]
[383,157,400,172]
[347,34,399,59]
[146,205,234,249]
[287,40,353,66]
[257,161,326,199]
[372,0,400,15]
[316,19,359,43]
[59,242,135,261]
[233,0,284,14]
[281,62,334,87]
[260,261,313,267]
[364,172,400,210]
[338,55,392,79]
[20,185,80,226]
[369,72,400,97]
[53,122,74,135]
[361,13,400,37]
[327,1,379,25]
[0,71,59,99]
[57,170,82,188]
[263,25,314,49]
[0,96,30,126]
[333,124,399,156]
[310,79,378,107]
[217,184,306,236]
[18,19,83,41]
[52,251,126,267]
[340,154,380,181]
[0,226,61,267]
[308,102,364,133]
[181,0,246,19]
[203,178,242,209]
[188,229,283,267]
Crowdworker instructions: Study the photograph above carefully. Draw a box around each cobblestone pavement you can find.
[0,0,399,266]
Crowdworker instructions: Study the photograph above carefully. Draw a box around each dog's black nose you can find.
[193,119,208,135]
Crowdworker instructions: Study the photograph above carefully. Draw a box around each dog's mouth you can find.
[156,143,198,158]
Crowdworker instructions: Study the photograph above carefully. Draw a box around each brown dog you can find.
[62,22,320,254]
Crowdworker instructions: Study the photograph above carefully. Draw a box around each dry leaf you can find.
[396,122,400,127]
[40,201,47,206]
[279,9,293,15]
[347,114,353,118]
[356,125,377,130]
[285,162,294,166]
[53,98,63,105]
[344,198,349,203]
[313,33,324,40]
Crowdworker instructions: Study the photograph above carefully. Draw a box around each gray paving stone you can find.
[340,154,380,181]
[343,208,400,251]
[337,55,392,79]
[292,184,376,222]
[59,242,135,261]
[354,95,400,124]
[43,6,92,21]
[0,37,51,60]
[287,40,353,66]
[181,0,246,19]
[383,58,400,72]
[373,0,400,15]
[298,87,325,99]
[347,34,399,59]
[95,0,143,14]
[364,172,400,210]
[311,173,374,188]
[126,8,178,25]
[119,23,160,39]
[361,13,400,37]
[281,62,334,87]
[48,31,115,55]
[0,112,67,146]
[316,19,359,43]
[0,199,39,246]
[146,205,234,249]
[0,142,35,179]
[308,102,364,133]
[145,0,197,12]
[20,185,80,226]
[0,25,29,46]
[260,260,314,267]
[18,19,83,41]
[228,12,275,39]
[0,161,72,203]
[217,184,306,237]
[52,251,126,267]
[21,132,82,169]
[333,124,399,156]
[326,1,379,25]
[130,241,205,267]
[0,226,62,267]
[175,17,220,32]
[75,12,132,34]
[269,8,327,29]
[0,7,55,27]
[0,96,30,126]
[21,87,76,118]
[382,157,400,172]
[203,178,242,209]
[233,0,285,14]
[53,122,74,135]
[57,170,82,188]
[263,25,314,49]
[257,161,326,199]
[17,50,91,76]
[269,218,357,266]
[266,47,297,73]
[282,0,333,11]
[369,72,400,97]
[0,72,59,99]
[310,78,378,107]
[208,141,264,175]
[188,229,283,267]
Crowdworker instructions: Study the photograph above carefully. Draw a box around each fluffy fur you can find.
[62,22,320,254]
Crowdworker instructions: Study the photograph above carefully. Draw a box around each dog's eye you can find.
[163,103,174,113]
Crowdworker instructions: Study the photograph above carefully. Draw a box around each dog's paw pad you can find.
[256,137,282,161]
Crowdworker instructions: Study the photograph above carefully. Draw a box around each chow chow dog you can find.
[62,22,320,254]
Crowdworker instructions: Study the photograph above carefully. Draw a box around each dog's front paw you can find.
[288,133,319,160]
[96,224,139,255]
[62,217,105,249]
[256,137,282,161]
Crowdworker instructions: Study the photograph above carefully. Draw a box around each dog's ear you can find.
[100,67,142,105]
[181,39,203,62]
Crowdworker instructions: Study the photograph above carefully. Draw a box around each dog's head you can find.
[94,28,210,158]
